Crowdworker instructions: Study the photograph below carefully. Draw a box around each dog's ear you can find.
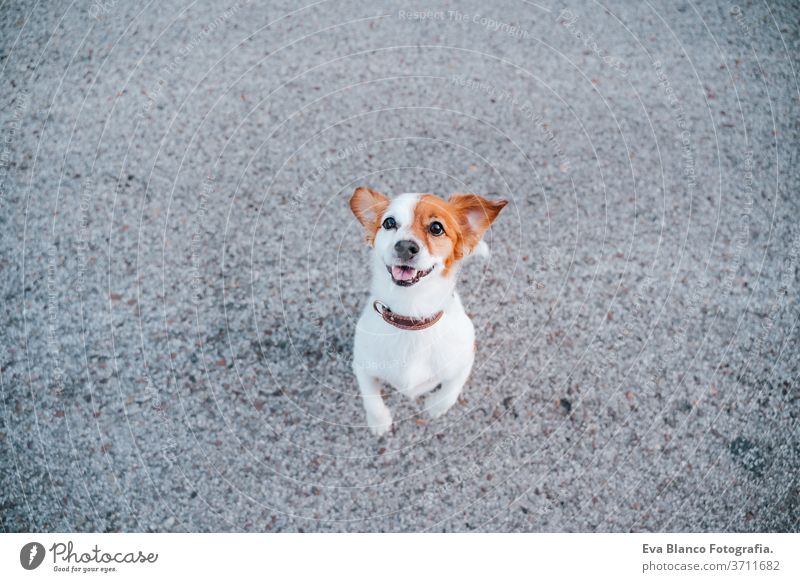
[350,187,390,246]
[448,193,508,253]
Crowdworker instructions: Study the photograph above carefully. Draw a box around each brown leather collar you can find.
[373,300,443,331]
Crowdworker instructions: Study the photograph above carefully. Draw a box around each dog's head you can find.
[349,187,507,288]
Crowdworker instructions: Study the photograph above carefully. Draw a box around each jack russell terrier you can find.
[349,187,508,435]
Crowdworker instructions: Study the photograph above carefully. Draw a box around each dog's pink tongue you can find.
[392,266,416,281]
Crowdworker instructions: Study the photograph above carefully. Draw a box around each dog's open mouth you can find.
[387,264,434,287]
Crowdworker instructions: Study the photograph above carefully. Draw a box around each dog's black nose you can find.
[394,240,419,261]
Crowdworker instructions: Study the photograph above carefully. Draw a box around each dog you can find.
[349,187,508,435]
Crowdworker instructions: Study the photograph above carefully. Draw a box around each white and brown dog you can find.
[349,187,508,435]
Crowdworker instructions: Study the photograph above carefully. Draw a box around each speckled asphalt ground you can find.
[1,0,798,532]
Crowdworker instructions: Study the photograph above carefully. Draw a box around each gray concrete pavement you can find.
[1,0,798,532]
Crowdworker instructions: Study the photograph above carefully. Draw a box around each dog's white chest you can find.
[353,297,475,399]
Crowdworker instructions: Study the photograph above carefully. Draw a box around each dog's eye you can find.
[429,221,444,236]
[382,217,396,230]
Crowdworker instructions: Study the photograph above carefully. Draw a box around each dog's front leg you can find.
[354,369,393,436]
[424,364,471,419]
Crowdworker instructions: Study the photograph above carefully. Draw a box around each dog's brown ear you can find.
[448,193,508,252]
[350,187,390,246]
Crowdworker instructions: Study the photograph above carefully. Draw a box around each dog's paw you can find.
[424,394,457,419]
[366,405,393,436]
